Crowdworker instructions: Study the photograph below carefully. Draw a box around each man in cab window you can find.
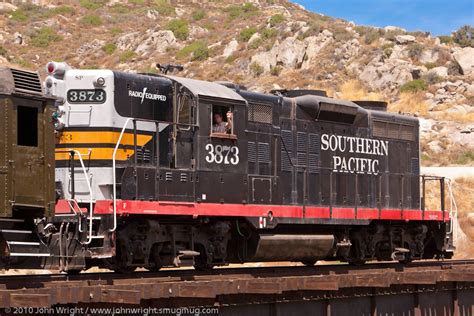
[212,111,233,134]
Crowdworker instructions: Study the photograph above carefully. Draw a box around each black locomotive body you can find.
[39,63,454,273]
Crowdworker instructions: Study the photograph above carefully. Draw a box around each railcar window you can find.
[177,94,192,129]
[211,105,234,136]
[17,105,38,147]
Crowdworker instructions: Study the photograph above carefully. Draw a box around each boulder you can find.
[301,30,333,69]
[276,37,306,68]
[250,48,277,72]
[359,58,414,91]
[427,140,443,154]
[223,39,238,58]
[116,31,140,51]
[466,84,474,96]
[76,39,105,57]
[135,30,177,55]
[0,2,16,13]
[389,45,408,60]
[419,49,439,64]
[13,32,23,45]
[453,47,474,76]
[395,35,416,44]
[427,66,448,78]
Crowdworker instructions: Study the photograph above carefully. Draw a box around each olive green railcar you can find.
[0,67,55,218]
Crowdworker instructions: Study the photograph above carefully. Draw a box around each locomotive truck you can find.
[0,63,454,273]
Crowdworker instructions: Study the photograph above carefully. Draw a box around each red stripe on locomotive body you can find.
[304,207,330,218]
[331,208,356,219]
[53,200,449,222]
[356,208,379,219]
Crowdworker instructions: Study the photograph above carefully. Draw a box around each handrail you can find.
[111,118,133,233]
[446,178,458,235]
[70,149,94,245]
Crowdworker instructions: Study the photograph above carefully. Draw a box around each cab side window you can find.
[211,105,234,135]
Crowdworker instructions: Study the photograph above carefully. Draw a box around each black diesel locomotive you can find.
[0,63,453,272]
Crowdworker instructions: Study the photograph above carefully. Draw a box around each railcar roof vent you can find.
[353,100,387,112]
[270,89,327,98]
[11,68,43,95]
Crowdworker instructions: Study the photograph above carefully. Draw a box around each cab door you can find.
[196,99,248,204]
[11,98,48,209]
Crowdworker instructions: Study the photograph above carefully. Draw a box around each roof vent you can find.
[353,101,387,111]
[11,68,42,95]
[270,89,327,98]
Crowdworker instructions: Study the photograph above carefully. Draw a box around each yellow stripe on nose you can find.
[58,131,153,147]
[55,147,136,161]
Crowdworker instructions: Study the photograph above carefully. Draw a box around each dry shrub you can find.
[388,92,428,116]
[337,80,384,101]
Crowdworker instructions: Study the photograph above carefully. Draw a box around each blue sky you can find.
[294,0,473,35]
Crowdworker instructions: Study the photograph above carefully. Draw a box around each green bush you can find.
[225,3,258,20]
[438,35,454,45]
[110,4,129,14]
[10,9,29,22]
[79,0,106,10]
[399,79,427,93]
[250,62,264,77]
[424,62,437,70]
[167,19,189,41]
[49,5,75,16]
[270,65,282,76]
[453,25,474,47]
[81,14,102,26]
[455,150,474,165]
[239,27,257,42]
[119,50,136,63]
[153,0,175,16]
[110,27,122,35]
[0,46,7,58]
[102,43,117,55]
[192,9,206,21]
[176,41,209,61]
[30,27,62,48]
[364,28,383,44]
[407,43,424,59]
[249,38,263,49]
[269,14,285,27]
[261,28,278,40]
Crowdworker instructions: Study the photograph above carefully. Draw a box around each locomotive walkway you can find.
[0,260,473,315]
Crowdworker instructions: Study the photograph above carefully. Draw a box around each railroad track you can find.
[0,259,473,308]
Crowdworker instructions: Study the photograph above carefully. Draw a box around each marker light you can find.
[45,61,69,79]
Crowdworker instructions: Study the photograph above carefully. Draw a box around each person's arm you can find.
[226,111,233,133]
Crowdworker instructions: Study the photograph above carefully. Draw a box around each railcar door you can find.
[11,97,53,212]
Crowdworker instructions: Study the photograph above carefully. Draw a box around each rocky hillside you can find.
[0,0,473,167]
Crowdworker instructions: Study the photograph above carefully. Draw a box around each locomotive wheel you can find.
[301,260,316,266]
[193,245,214,271]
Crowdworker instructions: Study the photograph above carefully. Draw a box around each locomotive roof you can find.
[164,75,247,103]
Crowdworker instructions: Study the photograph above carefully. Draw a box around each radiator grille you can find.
[11,68,42,95]
[248,103,272,124]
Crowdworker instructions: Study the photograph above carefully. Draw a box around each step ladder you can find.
[0,218,50,258]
